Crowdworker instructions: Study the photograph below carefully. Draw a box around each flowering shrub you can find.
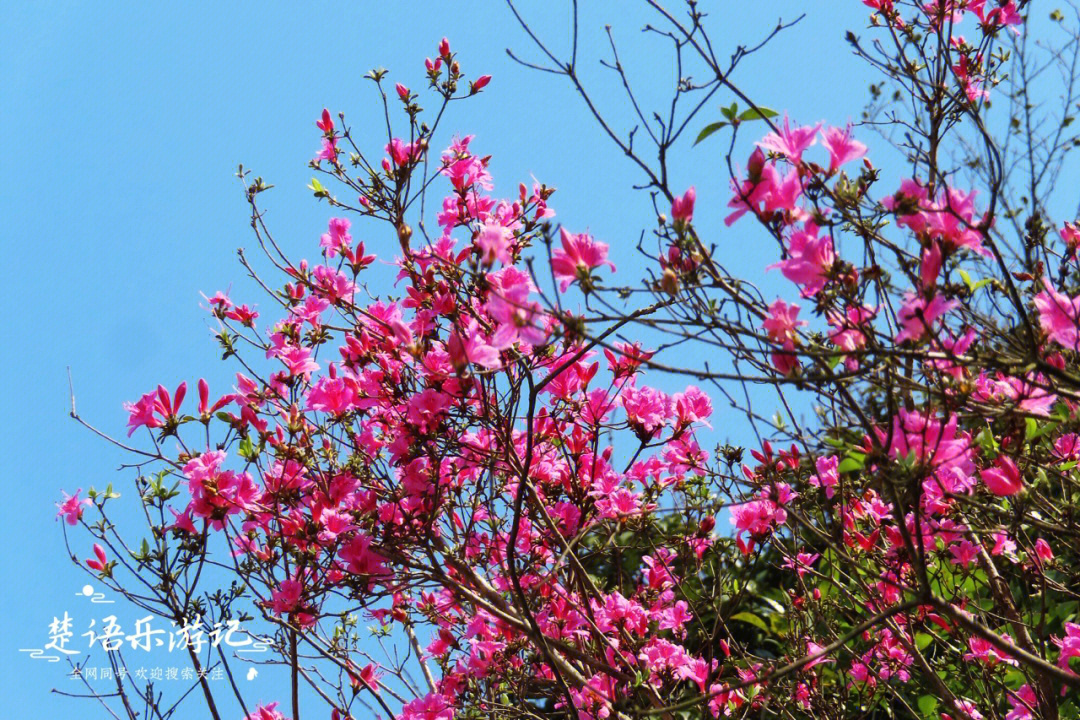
[58,2,1080,719]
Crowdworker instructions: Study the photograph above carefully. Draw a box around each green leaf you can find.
[720,102,739,121]
[838,454,864,473]
[915,632,933,650]
[918,695,938,717]
[308,177,326,196]
[738,106,778,121]
[729,612,768,632]
[694,121,728,145]
[958,268,992,293]
[958,268,975,292]
[1029,420,1059,441]
[1025,417,1039,441]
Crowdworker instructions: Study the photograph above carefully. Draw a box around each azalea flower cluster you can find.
[57,6,1080,720]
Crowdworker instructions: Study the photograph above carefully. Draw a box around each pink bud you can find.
[747,147,766,181]
[172,382,186,415]
[395,83,409,101]
[920,241,942,289]
[156,385,172,415]
[671,186,696,223]
[87,543,107,571]
[1034,538,1054,562]
[439,37,451,58]
[317,108,334,133]
[472,75,491,92]
[198,378,209,415]
[980,455,1023,496]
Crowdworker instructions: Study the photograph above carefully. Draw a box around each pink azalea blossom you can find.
[1055,622,1080,669]
[550,228,615,292]
[820,125,867,173]
[320,217,352,258]
[245,702,289,720]
[895,293,958,344]
[1034,277,1080,350]
[762,298,807,344]
[767,227,836,297]
[56,489,91,525]
[1006,685,1038,720]
[758,115,822,162]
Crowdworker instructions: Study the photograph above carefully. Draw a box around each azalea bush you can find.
[57,1,1080,719]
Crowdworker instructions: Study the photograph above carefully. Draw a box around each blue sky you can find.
[1,1,876,715]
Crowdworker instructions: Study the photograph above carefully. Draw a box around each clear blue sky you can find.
[1,2,875,715]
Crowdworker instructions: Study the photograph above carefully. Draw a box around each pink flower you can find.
[828,304,877,353]
[338,533,389,585]
[978,0,1022,32]
[306,372,359,415]
[808,455,839,498]
[619,384,673,436]
[671,186,696,224]
[730,498,786,554]
[762,299,807,344]
[1034,277,1080,350]
[56,489,91,525]
[949,539,979,567]
[319,217,352,258]
[972,371,1057,416]
[447,320,501,370]
[980,455,1023,496]
[673,385,712,427]
[595,487,647,519]
[1060,221,1080,257]
[277,345,319,377]
[1053,433,1080,461]
[992,530,1018,558]
[965,635,1018,666]
[315,137,338,165]
[884,409,975,475]
[767,228,835,297]
[485,266,547,349]
[895,293,958,344]
[475,220,515,266]
[772,340,801,376]
[246,703,288,720]
[820,125,867,173]
[758,115,821,161]
[782,552,820,578]
[805,640,836,669]
[1055,622,1080,669]
[1006,685,1038,720]
[270,577,303,616]
[550,228,615,291]
[386,137,423,167]
[123,391,163,436]
[399,692,454,720]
